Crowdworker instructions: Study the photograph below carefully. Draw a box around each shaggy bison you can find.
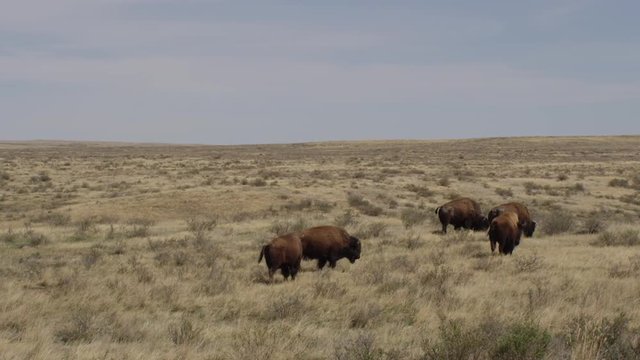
[488,212,523,255]
[488,202,536,237]
[258,233,303,281]
[435,197,489,234]
[299,226,361,269]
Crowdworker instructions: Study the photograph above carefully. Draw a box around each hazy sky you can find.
[2,0,639,144]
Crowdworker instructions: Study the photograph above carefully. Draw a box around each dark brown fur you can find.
[299,226,361,269]
[488,212,523,255]
[258,233,303,281]
[435,197,489,234]
[488,202,536,237]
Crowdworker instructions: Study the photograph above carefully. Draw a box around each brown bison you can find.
[487,202,536,237]
[435,197,489,234]
[258,233,303,281]
[299,226,361,269]
[488,212,523,255]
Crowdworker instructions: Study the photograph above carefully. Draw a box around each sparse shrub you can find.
[0,170,10,181]
[335,209,359,228]
[459,242,487,258]
[282,198,313,211]
[405,184,435,198]
[313,274,347,298]
[608,263,631,278]
[1,320,25,342]
[495,187,514,198]
[350,304,382,329]
[619,192,640,206]
[356,222,388,238]
[82,247,102,269]
[173,251,189,266]
[262,293,306,321]
[400,208,428,229]
[335,332,386,360]
[14,224,49,247]
[557,173,569,181]
[568,313,640,360]
[270,218,308,236]
[186,216,217,242]
[422,320,486,360]
[418,265,453,303]
[446,191,461,200]
[30,171,51,183]
[567,183,586,195]
[514,253,544,273]
[445,229,475,243]
[524,181,544,195]
[112,239,126,255]
[593,228,640,246]
[347,193,384,216]
[242,178,267,187]
[493,322,551,360]
[33,211,71,226]
[76,217,97,234]
[608,178,629,188]
[107,315,145,343]
[402,232,424,249]
[314,200,335,213]
[582,213,606,234]
[541,210,575,235]
[55,307,95,343]
[437,177,451,187]
[126,218,154,238]
[168,317,203,345]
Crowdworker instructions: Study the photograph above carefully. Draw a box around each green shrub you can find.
[493,323,551,360]
[422,320,486,360]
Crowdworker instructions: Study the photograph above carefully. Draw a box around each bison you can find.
[435,197,489,234]
[258,233,303,281]
[487,202,536,237]
[299,226,361,269]
[488,212,523,255]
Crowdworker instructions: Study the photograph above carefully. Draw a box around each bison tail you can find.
[434,206,441,215]
[258,245,269,263]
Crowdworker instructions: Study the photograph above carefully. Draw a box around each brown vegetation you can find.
[1,137,640,358]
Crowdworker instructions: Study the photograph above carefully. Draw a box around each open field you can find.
[1,136,640,359]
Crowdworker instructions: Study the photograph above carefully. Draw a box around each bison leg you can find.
[290,266,299,280]
[317,259,327,269]
[490,239,496,253]
[328,258,337,268]
[268,268,275,283]
[441,223,448,234]
[281,266,291,280]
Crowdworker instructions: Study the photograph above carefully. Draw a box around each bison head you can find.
[524,221,537,237]
[473,216,490,231]
[487,208,502,223]
[347,236,361,263]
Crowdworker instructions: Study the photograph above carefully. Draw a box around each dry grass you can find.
[1,137,640,359]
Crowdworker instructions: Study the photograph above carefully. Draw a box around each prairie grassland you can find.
[1,137,640,359]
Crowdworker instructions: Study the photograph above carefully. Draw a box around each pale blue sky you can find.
[1,0,639,144]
